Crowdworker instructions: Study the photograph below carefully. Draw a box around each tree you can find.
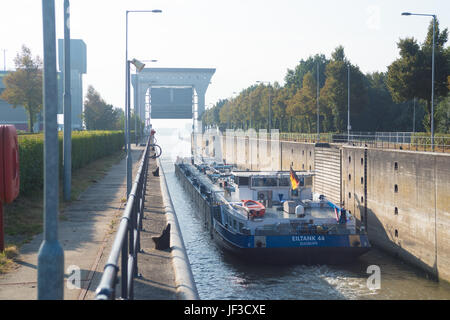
[435,95,449,134]
[0,45,43,132]
[286,72,318,132]
[387,19,449,132]
[257,84,274,130]
[320,46,368,132]
[284,54,328,91]
[202,99,227,129]
[271,86,289,131]
[361,72,424,132]
[83,85,121,130]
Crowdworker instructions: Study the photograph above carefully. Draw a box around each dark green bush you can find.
[18,131,124,195]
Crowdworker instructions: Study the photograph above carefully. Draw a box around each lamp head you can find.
[401,12,411,16]
[131,58,146,72]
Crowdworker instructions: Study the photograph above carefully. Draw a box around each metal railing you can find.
[95,137,150,300]
[278,132,450,153]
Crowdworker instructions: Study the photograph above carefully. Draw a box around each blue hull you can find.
[213,220,371,264]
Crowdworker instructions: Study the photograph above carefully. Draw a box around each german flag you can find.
[290,166,300,190]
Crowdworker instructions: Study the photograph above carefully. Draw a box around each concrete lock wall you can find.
[200,133,450,283]
[355,147,450,282]
[280,141,315,172]
[341,146,367,225]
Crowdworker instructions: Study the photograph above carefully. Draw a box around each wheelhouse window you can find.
[235,176,249,186]
[279,177,290,187]
[304,176,312,187]
[251,177,277,187]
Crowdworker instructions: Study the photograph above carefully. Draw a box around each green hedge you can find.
[18,131,125,195]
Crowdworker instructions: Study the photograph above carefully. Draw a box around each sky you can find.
[0,0,449,120]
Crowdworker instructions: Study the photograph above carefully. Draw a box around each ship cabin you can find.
[216,170,357,237]
[225,170,314,205]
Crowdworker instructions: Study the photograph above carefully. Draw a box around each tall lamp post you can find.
[125,9,161,196]
[63,0,72,202]
[126,58,145,196]
[135,59,157,146]
[401,12,436,151]
[316,62,320,142]
[347,64,351,143]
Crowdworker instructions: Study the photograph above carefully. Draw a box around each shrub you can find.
[17,131,124,195]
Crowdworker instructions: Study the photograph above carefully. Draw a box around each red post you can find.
[0,125,20,253]
[0,203,4,252]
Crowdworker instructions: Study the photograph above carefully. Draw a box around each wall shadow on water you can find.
[209,243,350,300]
[364,207,439,282]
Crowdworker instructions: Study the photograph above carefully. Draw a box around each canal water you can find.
[155,124,450,300]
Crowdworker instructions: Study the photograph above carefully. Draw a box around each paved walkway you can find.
[0,146,177,300]
[132,159,177,300]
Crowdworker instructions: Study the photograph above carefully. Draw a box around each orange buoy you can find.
[242,200,266,218]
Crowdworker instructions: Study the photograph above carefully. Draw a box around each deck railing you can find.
[95,137,150,300]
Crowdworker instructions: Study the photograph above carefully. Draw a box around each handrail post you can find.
[121,230,128,299]
[132,200,138,278]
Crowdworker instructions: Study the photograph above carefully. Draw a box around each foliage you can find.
[202,24,449,134]
[83,86,123,130]
[319,46,368,132]
[83,85,144,136]
[435,95,450,134]
[17,131,124,195]
[387,19,450,132]
[284,54,328,91]
[0,45,43,133]
[287,72,318,132]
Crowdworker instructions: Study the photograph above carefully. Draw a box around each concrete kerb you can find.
[157,157,199,300]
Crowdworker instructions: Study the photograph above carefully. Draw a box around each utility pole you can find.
[63,0,72,201]
[38,0,64,300]
[347,64,351,143]
[401,12,437,151]
[317,61,320,142]
[431,15,436,151]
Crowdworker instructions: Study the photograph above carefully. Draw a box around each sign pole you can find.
[38,0,64,300]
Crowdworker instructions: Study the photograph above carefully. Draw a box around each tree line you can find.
[203,20,449,134]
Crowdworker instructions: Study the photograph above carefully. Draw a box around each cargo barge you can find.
[175,158,370,264]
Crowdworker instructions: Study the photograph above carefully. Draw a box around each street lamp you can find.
[126,58,145,196]
[125,9,162,197]
[401,12,436,151]
[347,64,351,143]
[256,81,272,131]
[63,0,72,202]
[316,62,320,142]
[135,59,157,146]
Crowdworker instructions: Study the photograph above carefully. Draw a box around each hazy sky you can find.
[1,0,449,113]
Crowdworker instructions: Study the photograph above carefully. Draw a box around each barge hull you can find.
[213,228,370,264]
